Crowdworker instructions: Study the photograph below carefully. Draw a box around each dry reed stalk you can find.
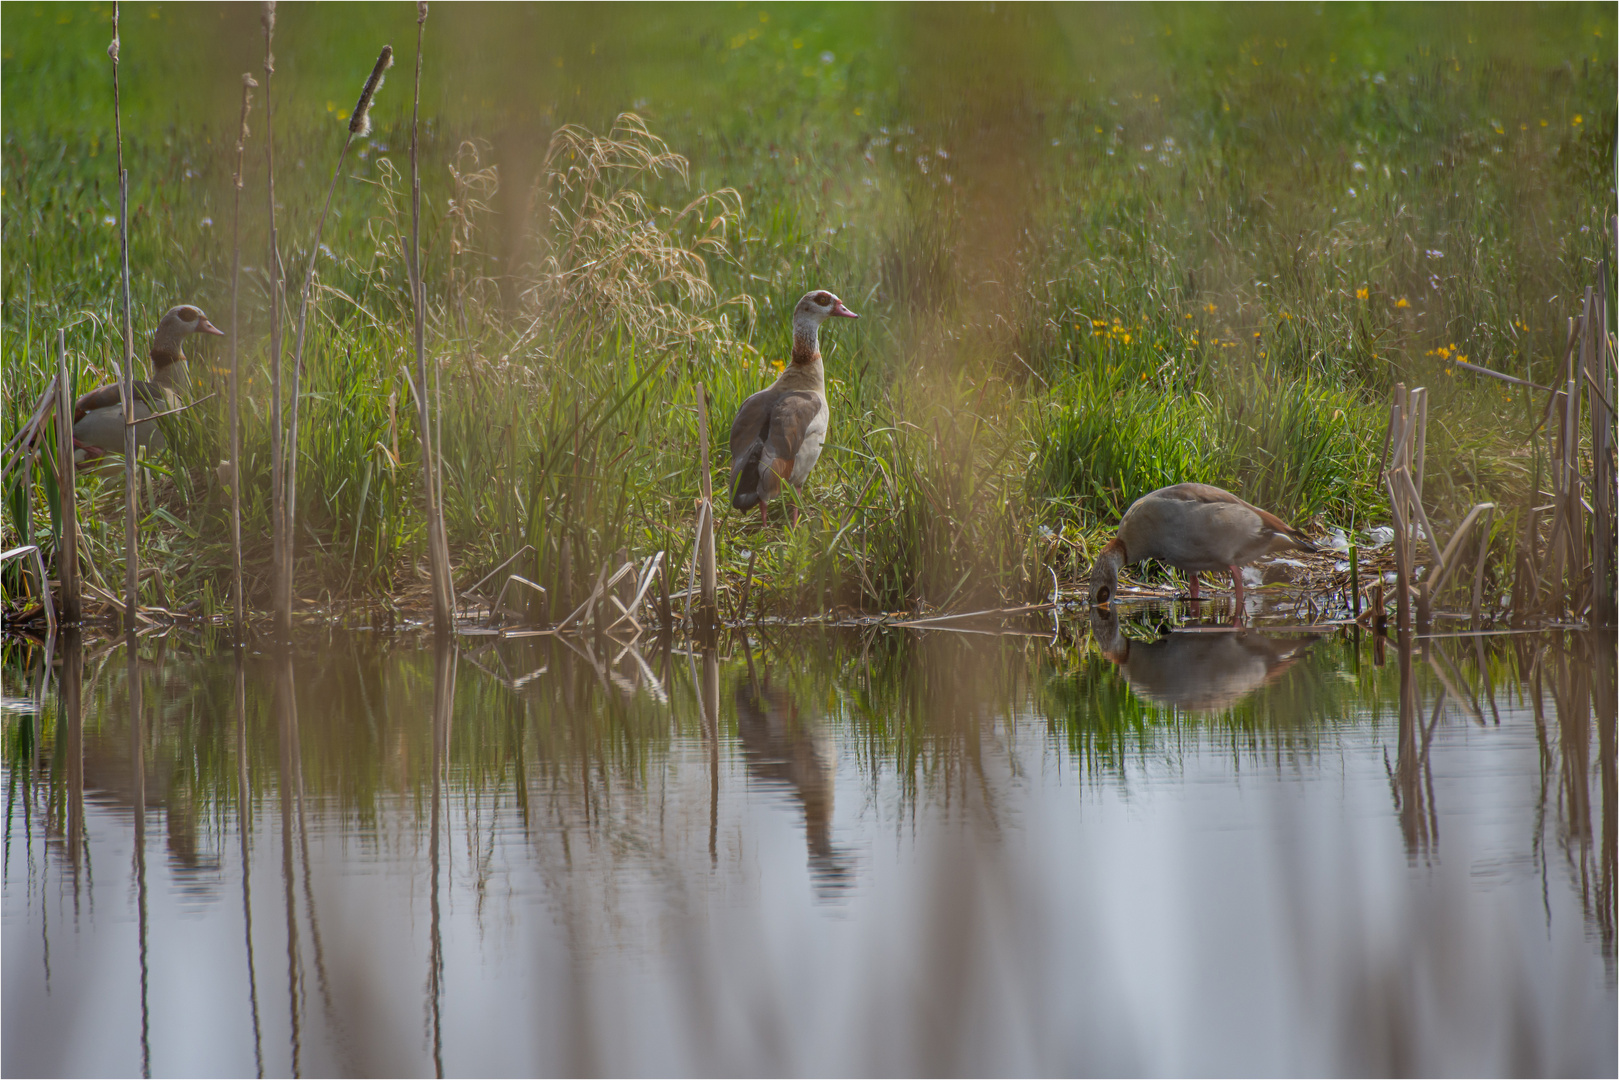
[1348,538,1361,619]
[408,3,453,632]
[1470,505,1494,625]
[55,329,80,625]
[263,2,286,632]
[1564,289,1591,595]
[694,384,717,633]
[229,72,257,638]
[281,44,393,631]
[1594,266,1615,625]
[1413,386,1429,497]
[110,2,137,626]
[738,547,758,623]
[1386,384,1412,633]
[2,377,58,485]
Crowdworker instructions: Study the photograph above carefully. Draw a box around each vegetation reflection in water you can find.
[2,619,1614,1075]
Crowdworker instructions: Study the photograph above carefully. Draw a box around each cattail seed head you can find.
[349,45,394,137]
[243,73,259,89]
[418,2,428,23]
[108,37,119,61]
[262,2,275,33]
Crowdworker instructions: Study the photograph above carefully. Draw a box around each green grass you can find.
[2,2,1613,620]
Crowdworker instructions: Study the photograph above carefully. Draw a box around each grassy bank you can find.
[2,3,1613,622]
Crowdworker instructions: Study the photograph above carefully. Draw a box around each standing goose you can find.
[73,304,223,464]
[1088,482,1318,616]
[729,289,858,524]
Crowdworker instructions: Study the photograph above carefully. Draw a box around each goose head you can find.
[792,289,858,331]
[1088,537,1126,608]
[150,304,224,368]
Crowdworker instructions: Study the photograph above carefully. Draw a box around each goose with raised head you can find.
[1088,482,1318,618]
[73,304,223,465]
[728,289,858,524]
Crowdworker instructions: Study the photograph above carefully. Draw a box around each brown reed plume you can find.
[228,71,257,639]
[279,44,393,632]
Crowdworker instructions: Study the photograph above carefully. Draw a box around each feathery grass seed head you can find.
[350,45,394,137]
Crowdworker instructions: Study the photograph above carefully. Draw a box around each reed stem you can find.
[409,6,453,632]
[695,383,717,634]
[229,73,256,639]
[110,2,137,626]
[55,328,80,625]
[282,45,391,631]
[263,2,287,634]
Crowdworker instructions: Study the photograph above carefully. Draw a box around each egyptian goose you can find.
[1088,606,1318,713]
[73,305,223,464]
[1088,482,1318,616]
[728,289,858,524]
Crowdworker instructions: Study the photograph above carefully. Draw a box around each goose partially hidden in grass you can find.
[73,304,223,465]
[1088,482,1318,619]
[728,289,858,524]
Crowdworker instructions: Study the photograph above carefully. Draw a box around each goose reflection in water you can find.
[1089,608,1319,713]
[734,676,853,897]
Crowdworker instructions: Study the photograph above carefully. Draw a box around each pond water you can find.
[3,613,1615,1077]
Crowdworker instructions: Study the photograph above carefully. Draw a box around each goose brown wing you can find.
[73,381,169,424]
[729,388,779,508]
[764,391,823,466]
[729,388,778,459]
[1152,482,1315,549]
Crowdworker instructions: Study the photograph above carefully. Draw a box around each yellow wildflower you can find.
[1355,287,1369,300]
[1395,297,1409,308]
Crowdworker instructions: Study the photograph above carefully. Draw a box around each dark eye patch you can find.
[177,307,199,321]
[1096,585,1111,604]
[813,292,832,306]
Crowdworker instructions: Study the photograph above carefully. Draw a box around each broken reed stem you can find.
[55,329,80,625]
[694,383,717,632]
[111,1,138,626]
[283,45,392,633]
[263,1,287,634]
[408,9,451,632]
[229,72,256,639]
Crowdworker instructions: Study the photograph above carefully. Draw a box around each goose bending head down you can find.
[728,289,858,525]
[73,304,223,465]
[1089,482,1318,622]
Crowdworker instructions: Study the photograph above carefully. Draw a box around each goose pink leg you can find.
[1230,564,1246,625]
[1187,571,1200,602]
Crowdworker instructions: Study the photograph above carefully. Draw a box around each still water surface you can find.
[3,615,1614,1076]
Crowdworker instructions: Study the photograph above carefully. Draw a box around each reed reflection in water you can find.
[1,621,1614,1075]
